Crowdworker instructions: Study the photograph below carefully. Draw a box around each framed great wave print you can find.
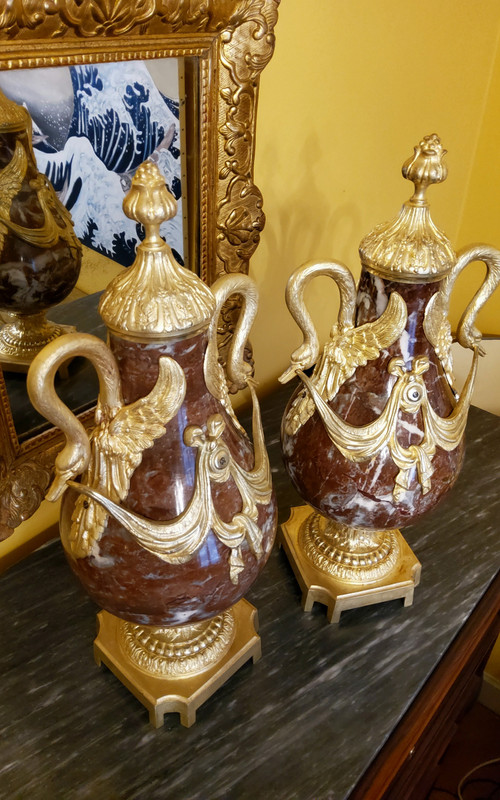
[0,59,187,269]
[0,0,280,554]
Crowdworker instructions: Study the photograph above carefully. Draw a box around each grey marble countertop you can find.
[0,383,499,800]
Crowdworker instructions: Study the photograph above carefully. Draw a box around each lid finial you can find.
[402,133,448,205]
[99,161,215,339]
[122,159,178,246]
[359,134,456,283]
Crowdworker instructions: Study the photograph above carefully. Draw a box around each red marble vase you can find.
[0,91,81,365]
[60,326,277,626]
[28,160,277,632]
[280,134,497,544]
[282,269,464,532]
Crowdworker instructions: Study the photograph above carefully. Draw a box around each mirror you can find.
[0,56,191,442]
[0,0,280,539]
[0,59,188,269]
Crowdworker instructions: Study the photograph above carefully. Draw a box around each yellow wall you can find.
[251,0,500,393]
[452,22,500,334]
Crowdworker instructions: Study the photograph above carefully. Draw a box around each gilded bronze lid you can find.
[0,89,31,134]
[359,134,456,283]
[99,161,215,339]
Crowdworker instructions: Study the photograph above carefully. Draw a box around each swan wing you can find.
[318,292,407,402]
[284,293,407,435]
[70,356,186,557]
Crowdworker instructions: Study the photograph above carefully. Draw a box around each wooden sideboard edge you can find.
[348,570,500,800]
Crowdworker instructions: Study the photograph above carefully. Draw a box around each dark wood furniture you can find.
[350,573,500,799]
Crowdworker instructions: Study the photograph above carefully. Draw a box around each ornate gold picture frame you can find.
[0,0,280,539]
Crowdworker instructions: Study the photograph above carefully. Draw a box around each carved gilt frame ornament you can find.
[0,0,280,540]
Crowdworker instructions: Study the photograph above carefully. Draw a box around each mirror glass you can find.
[0,56,198,443]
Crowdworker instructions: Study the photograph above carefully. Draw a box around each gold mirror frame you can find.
[0,0,280,538]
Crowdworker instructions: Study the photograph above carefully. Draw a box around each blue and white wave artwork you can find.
[2,61,183,267]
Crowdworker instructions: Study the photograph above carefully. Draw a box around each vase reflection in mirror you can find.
[0,90,81,371]
[27,161,277,727]
[280,134,500,623]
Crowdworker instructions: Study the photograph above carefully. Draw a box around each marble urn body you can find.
[0,90,81,367]
[282,270,466,532]
[58,321,277,627]
[28,160,277,629]
[279,135,500,618]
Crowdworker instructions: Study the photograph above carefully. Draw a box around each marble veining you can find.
[0,383,499,799]
[61,328,277,626]
[282,271,466,530]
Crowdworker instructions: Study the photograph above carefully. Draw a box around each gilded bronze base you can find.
[0,312,75,373]
[94,598,261,728]
[280,505,421,623]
